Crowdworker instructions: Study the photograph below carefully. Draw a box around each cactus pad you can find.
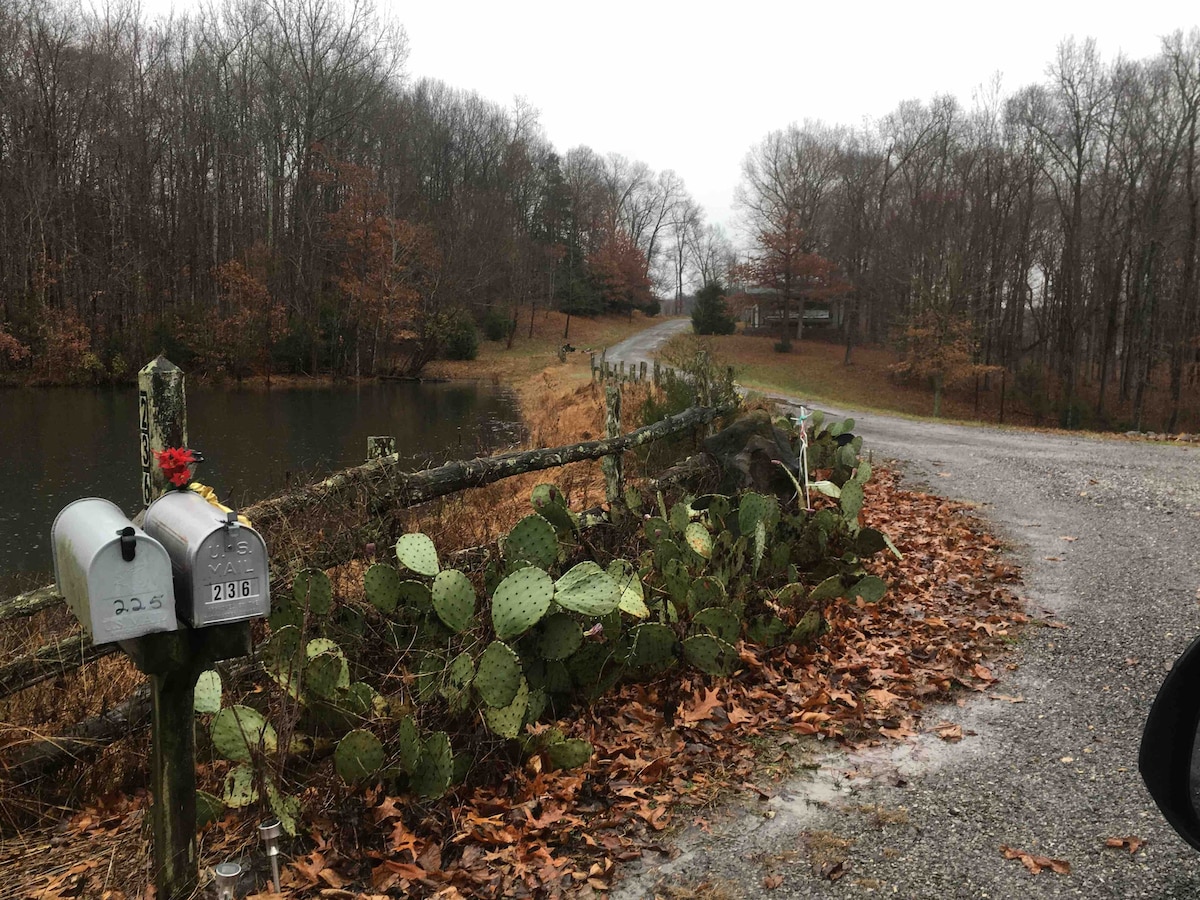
[339,682,375,718]
[492,566,554,640]
[267,783,301,836]
[263,625,303,693]
[809,575,844,603]
[688,576,726,612]
[693,607,740,644]
[663,558,691,606]
[840,479,864,525]
[293,568,332,615]
[790,609,824,645]
[607,560,649,619]
[525,686,547,725]
[544,660,572,693]
[210,705,277,762]
[306,637,343,658]
[222,763,258,808]
[738,492,780,535]
[305,651,350,700]
[396,715,421,775]
[644,516,671,543]
[335,729,384,783]
[669,501,691,535]
[195,789,224,828]
[553,562,619,616]
[629,623,677,668]
[546,738,593,770]
[396,533,440,576]
[432,569,476,633]
[747,615,789,647]
[193,669,222,714]
[364,563,402,613]
[411,732,453,799]
[850,575,887,604]
[415,653,444,703]
[503,514,559,568]
[682,634,738,676]
[538,612,583,660]
[685,522,713,560]
[476,640,523,707]
[531,483,575,532]
[566,642,609,689]
[482,678,529,739]
[396,580,433,612]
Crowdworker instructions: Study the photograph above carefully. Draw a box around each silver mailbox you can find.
[51,498,179,643]
[143,490,270,627]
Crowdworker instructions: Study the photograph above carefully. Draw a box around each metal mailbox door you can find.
[51,498,179,642]
[143,490,270,627]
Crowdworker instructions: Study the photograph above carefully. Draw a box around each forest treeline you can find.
[736,34,1200,431]
[0,0,727,382]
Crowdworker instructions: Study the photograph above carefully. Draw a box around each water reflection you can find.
[0,381,522,594]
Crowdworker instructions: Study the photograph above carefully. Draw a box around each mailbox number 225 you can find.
[113,596,163,615]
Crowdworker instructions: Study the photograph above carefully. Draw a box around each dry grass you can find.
[423,309,657,383]
[687,329,1200,434]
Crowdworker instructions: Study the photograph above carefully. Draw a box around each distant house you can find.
[733,287,835,335]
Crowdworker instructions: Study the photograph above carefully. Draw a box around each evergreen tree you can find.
[692,281,737,335]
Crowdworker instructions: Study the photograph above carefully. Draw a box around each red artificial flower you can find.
[154,447,196,487]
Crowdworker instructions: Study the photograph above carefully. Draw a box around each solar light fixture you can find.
[212,861,242,900]
[259,817,283,894]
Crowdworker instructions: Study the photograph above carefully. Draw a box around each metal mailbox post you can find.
[51,498,179,642]
[143,490,270,627]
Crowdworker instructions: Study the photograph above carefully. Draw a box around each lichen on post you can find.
[601,382,624,521]
[139,356,188,506]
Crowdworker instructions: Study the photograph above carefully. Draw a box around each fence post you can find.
[132,358,250,900]
[367,436,396,461]
[590,352,597,381]
[601,383,624,521]
[639,361,647,383]
[653,361,661,387]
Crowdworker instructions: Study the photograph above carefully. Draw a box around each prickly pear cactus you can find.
[396,715,421,776]
[531,483,575,532]
[790,609,824,645]
[222,763,258,808]
[305,652,350,700]
[682,634,738,676]
[693,607,740,644]
[194,669,222,714]
[396,532,440,576]
[492,566,554,641]
[840,479,864,526]
[850,575,887,604]
[687,576,726,612]
[538,613,583,661]
[607,560,649,619]
[553,562,619,616]
[263,625,303,694]
[293,567,332,615]
[738,492,780,536]
[266,783,301,836]
[396,580,433,612]
[503,515,559,569]
[432,569,476,633]
[411,732,453,799]
[335,729,385,783]
[629,622,677,668]
[482,678,530,739]
[364,563,402,613]
[476,640,523,708]
[211,705,277,762]
[443,651,476,713]
[644,516,671,544]
[684,522,713,560]
[546,738,593,770]
[669,501,691,535]
[195,789,225,827]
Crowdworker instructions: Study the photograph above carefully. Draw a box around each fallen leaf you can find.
[1105,836,1143,853]
[679,687,723,724]
[989,694,1025,703]
[763,874,784,889]
[935,722,963,742]
[1000,845,1070,875]
[1059,536,1078,542]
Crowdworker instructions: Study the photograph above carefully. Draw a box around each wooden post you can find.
[601,383,624,521]
[367,436,396,461]
[639,361,647,382]
[653,361,661,387]
[132,357,252,900]
[619,360,626,382]
[590,352,597,381]
[139,356,188,507]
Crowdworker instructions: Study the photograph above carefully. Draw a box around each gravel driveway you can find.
[606,322,1200,898]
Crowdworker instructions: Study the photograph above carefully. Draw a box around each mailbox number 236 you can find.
[211,580,255,603]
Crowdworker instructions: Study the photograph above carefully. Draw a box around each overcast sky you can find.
[394,1,1195,236]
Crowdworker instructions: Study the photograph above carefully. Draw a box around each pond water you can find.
[0,381,523,595]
